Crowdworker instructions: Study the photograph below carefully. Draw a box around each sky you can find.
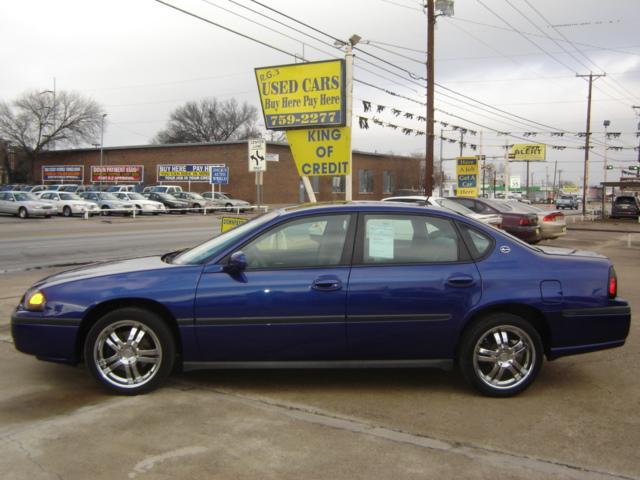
[1,0,639,188]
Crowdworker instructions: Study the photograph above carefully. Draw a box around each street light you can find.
[99,113,107,186]
[425,0,454,196]
[603,120,610,185]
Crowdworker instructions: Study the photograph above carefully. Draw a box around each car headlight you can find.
[25,290,46,312]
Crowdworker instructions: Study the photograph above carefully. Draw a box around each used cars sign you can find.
[255,59,345,130]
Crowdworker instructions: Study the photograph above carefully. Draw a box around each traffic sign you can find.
[210,165,229,185]
[248,138,267,172]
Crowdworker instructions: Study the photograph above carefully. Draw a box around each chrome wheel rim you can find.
[473,325,535,390]
[93,320,162,389]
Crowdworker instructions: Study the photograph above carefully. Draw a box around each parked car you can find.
[114,192,166,215]
[202,191,252,212]
[23,185,48,194]
[12,202,630,396]
[150,185,183,195]
[58,184,82,192]
[556,195,579,210]
[37,191,100,217]
[382,195,502,228]
[504,200,566,240]
[610,195,640,219]
[0,191,57,218]
[108,185,138,193]
[79,192,134,216]
[173,192,216,212]
[447,197,542,244]
[147,192,190,213]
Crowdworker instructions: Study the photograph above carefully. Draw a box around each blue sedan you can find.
[11,203,631,396]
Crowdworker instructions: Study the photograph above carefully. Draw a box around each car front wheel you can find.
[84,308,176,395]
[458,313,543,397]
[62,206,72,217]
[18,207,28,219]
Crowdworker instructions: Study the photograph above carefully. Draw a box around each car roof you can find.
[279,201,458,218]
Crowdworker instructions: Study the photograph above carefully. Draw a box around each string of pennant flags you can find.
[357,100,640,151]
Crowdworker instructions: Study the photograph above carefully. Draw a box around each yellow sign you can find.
[221,216,248,233]
[255,59,345,130]
[287,127,351,176]
[456,157,478,197]
[509,143,546,161]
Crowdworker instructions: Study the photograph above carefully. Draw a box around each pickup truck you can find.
[556,195,578,210]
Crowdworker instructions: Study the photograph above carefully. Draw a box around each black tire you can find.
[18,207,28,219]
[84,307,176,395]
[225,203,233,212]
[101,206,111,216]
[62,206,72,217]
[135,205,142,216]
[193,203,201,213]
[458,313,543,397]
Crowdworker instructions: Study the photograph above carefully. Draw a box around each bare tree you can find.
[153,98,260,144]
[0,90,104,182]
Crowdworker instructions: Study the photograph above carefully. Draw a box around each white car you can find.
[0,191,57,218]
[36,191,100,217]
[114,192,166,215]
[381,195,502,228]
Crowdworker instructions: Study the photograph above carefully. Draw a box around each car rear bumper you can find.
[548,304,631,360]
[541,223,567,239]
[611,209,639,218]
[11,312,80,364]
[505,225,542,243]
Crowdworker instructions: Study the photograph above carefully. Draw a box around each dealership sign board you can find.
[157,164,214,182]
[209,165,229,185]
[42,165,84,182]
[255,59,345,130]
[456,157,479,197]
[91,165,143,183]
[287,127,351,176]
[220,216,248,233]
[508,143,546,161]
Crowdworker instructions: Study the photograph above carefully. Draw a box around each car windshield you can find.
[151,187,167,192]
[431,198,475,216]
[128,193,145,200]
[505,201,541,213]
[157,193,175,200]
[484,199,513,212]
[60,193,82,200]
[173,211,278,265]
[98,193,118,200]
[615,197,636,204]
[189,193,205,200]
[14,192,37,201]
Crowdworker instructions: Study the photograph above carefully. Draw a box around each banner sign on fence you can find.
[255,59,345,130]
[91,165,143,183]
[42,165,84,182]
[210,165,229,185]
[221,216,248,233]
[157,164,215,182]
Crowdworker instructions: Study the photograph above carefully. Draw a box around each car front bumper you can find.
[11,311,80,364]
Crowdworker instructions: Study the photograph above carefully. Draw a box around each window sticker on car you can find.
[368,221,395,259]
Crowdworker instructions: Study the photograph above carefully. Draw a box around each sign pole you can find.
[345,45,354,202]
[504,137,510,196]
[301,176,317,203]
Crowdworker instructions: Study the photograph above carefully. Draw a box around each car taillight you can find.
[608,267,617,298]
[543,212,564,222]
[519,215,536,226]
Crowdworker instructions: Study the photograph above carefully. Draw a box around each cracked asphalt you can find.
[0,215,639,479]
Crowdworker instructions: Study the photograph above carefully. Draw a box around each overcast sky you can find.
[1,0,639,186]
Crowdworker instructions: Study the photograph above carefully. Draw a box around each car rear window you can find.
[615,197,636,205]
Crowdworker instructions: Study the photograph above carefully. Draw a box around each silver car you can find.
[114,192,166,215]
[79,192,134,216]
[36,191,100,217]
[504,200,567,240]
[202,191,252,212]
[0,191,57,218]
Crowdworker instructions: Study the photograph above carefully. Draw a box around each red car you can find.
[447,197,542,244]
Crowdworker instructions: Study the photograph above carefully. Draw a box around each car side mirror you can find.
[225,251,247,273]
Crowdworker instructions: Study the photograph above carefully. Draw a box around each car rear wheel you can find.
[101,206,111,216]
[18,207,28,219]
[84,308,175,395]
[62,206,72,217]
[458,313,543,397]
[225,202,233,212]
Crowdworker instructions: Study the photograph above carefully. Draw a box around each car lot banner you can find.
[157,164,214,182]
[456,157,479,197]
[255,59,345,130]
[42,165,84,182]
[91,165,144,183]
[508,143,546,161]
[221,216,248,233]
[287,127,350,176]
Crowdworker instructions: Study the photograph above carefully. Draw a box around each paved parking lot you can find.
[0,216,638,479]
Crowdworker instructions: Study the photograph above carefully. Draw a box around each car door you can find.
[346,212,482,360]
[193,213,355,361]
[0,192,11,213]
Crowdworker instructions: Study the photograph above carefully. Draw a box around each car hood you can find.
[34,255,181,289]
[536,245,606,259]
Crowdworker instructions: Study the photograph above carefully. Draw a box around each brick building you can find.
[36,141,421,204]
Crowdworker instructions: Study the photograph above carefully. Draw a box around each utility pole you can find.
[99,113,107,186]
[552,158,558,202]
[458,129,465,157]
[576,72,606,215]
[439,127,444,196]
[425,0,435,196]
[633,106,640,178]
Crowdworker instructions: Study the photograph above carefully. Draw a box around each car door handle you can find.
[311,276,342,291]
[446,275,476,287]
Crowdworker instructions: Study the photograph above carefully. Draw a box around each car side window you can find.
[361,214,460,264]
[243,214,352,269]
[459,224,494,260]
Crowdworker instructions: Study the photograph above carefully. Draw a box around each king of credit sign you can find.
[255,59,345,130]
